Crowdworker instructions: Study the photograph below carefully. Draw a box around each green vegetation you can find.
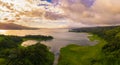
[58,26,120,65]
[6,43,54,65]
[0,35,54,65]
[23,35,53,41]
[58,34,107,65]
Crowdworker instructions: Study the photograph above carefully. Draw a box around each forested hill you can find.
[0,23,38,30]
[0,35,54,65]
[69,26,120,33]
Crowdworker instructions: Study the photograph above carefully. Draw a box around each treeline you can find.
[70,26,119,34]
[70,26,120,65]
[0,35,53,41]
[23,35,53,41]
[0,35,54,65]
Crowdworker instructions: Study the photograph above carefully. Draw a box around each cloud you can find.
[0,0,65,26]
[14,18,70,28]
[44,11,65,20]
[21,9,45,17]
[1,0,120,28]
[92,0,120,14]
[60,0,120,26]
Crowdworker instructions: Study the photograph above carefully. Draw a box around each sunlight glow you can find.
[0,30,7,34]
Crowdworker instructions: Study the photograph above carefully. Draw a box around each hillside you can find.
[0,23,38,30]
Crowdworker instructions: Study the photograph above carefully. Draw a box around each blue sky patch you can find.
[47,0,52,2]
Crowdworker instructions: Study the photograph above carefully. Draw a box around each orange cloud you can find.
[45,11,65,20]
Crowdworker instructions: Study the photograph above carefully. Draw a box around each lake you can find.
[0,29,96,52]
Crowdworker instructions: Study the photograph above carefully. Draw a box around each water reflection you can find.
[0,29,67,36]
[0,29,97,53]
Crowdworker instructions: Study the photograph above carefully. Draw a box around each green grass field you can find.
[58,35,107,65]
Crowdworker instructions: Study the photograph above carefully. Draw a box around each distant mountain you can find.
[0,23,38,30]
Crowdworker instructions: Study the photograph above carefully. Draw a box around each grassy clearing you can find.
[58,34,107,65]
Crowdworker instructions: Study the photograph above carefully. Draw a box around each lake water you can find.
[0,29,97,65]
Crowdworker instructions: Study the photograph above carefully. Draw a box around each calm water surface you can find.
[0,29,96,52]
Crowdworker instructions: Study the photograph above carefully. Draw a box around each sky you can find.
[0,0,120,28]
[47,0,52,2]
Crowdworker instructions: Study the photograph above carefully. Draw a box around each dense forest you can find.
[0,35,54,65]
[58,26,120,65]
